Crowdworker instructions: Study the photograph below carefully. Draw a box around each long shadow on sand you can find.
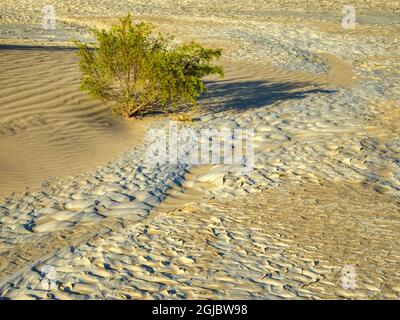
[0,44,79,51]
[199,79,335,114]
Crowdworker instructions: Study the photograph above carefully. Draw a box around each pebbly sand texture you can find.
[0,1,399,299]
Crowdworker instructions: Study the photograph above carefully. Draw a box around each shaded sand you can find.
[0,46,149,200]
[199,54,356,115]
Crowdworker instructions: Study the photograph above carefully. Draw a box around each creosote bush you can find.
[75,15,224,118]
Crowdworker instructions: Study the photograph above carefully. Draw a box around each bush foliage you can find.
[75,15,224,118]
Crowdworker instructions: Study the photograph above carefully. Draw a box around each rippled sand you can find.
[0,0,399,299]
[0,47,150,199]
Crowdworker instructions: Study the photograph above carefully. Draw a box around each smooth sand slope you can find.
[0,46,148,200]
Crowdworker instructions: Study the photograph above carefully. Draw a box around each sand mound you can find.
[0,46,148,200]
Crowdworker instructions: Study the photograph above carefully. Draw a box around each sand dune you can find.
[0,46,149,200]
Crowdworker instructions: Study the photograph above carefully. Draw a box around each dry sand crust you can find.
[0,0,399,299]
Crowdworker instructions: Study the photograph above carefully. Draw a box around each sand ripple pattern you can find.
[1,181,399,299]
[0,0,399,299]
[0,48,150,198]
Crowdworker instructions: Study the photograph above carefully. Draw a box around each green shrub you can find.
[75,15,224,118]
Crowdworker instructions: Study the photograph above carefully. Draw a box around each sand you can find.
[0,0,399,299]
[0,47,150,199]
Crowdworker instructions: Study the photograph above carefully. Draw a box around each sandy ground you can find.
[0,47,150,199]
[0,1,399,299]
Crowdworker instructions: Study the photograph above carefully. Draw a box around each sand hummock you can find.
[0,47,151,200]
